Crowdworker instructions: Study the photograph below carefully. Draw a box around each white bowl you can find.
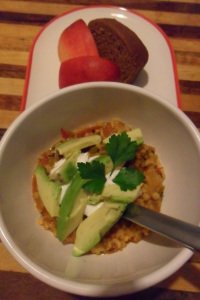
[0,82,200,297]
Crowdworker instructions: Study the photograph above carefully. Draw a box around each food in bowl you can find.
[32,119,165,256]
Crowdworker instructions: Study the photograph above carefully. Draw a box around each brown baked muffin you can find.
[88,18,149,83]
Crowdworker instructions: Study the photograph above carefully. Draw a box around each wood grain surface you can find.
[0,1,200,299]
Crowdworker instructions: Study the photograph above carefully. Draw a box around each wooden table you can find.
[0,1,200,299]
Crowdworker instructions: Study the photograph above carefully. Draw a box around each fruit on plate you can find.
[59,56,120,88]
[58,19,99,62]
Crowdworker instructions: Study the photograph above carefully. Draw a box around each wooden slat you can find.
[0,271,78,300]
[0,50,29,66]
[131,2,200,13]
[177,64,200,81]
[184,111,200,128]
[0,128,6,140]
[0,64,26,79]
[1,4,200,27]
[0,244,26,273]
[175,51,200,65]
[0,270,199,299]
[191,251,200,263]
[180,80,200,94]
[0,23,41,39]
[133,9,200,26]
[16,0,200,6]
[0,94,22,111]
[181,94,200,112]
[0,78,24,96]
[160,262,200,292]
[0,36,33,52]
[0,23,41,51]
[166,0,199,3]
[170,37,200,53]
[4,0,200,5]
[160,24,200,38]
[0,1,82,16]
[0,109,20,128]
[0,11,52,26]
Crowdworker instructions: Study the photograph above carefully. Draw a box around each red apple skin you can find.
[58,19,99,62]
[59,56,120,88]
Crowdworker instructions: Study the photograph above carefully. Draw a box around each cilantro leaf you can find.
[113,167,144,191]
[82,179,105,195]
[77,160,106,194]
[105,132,138,169]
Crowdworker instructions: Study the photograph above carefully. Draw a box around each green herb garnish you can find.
[105,132,138,171]
[113,167,144,191]
[77,160,106,195]
[78,132,143,194]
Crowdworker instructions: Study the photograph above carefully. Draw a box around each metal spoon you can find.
[124,203,200,252]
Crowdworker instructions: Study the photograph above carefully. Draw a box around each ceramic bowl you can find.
[0,82,200,297]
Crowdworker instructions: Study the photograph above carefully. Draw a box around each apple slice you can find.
[59,56,120,88]
[58,19,99,62]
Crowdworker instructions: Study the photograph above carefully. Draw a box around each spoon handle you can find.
[124,204,200,252]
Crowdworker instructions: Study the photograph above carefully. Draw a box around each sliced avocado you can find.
[56,173,85,241]
[60,161,77,182]
[94,155,113,174]
[34,165,61,217]
[50,151,80,183]
[101,183,142,203]
[56,190,88,239]
[73,201,127,256]
[127,128,143,145]
[56,135,101,156]
[103,128,143,145]
[87,194,102,205]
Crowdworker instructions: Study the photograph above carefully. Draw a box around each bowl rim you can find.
[1,81,200,146]
[0,82,199,297]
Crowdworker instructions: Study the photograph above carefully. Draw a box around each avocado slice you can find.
[56,134,101,156]
[101,183,142,203]
[94,155,113,174]
[87,194,102,205]
[34,165,61,217]
[50,151,80,183]
[57,190,88,239]
[103,128,143,145]
[73,201,127,256]
[56,173,86,241]
[127,128,143,145]
[60,160,77,183]
[87,181,142,205]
